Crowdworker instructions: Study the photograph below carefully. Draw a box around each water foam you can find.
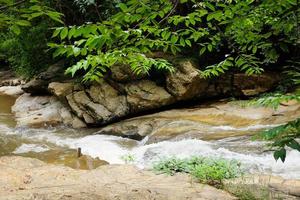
[211,124,280,131]
[130,139,300,179]
[13,144,49,154]
[3,126,300,179]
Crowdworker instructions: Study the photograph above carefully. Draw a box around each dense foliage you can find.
[153,156,243,187]
[50,0,299,81]
[0,0,62,77]
[0,21,52,77]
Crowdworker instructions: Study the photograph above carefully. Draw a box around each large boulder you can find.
[50,81,129,126]
[49,80,175,126]
[12,93,86,128]
[0,156,236,200]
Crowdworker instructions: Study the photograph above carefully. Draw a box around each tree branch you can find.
[158,0,179,25]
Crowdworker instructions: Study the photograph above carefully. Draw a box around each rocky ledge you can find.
[96,99,300,142]
[0,156,235,200]
[0,59,279,128]
[13,59,279,128]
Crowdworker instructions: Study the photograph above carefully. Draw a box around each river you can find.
[0,94,299,179]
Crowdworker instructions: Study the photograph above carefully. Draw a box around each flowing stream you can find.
[0,94,299,179]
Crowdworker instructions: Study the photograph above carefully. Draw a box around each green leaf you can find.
[200,47,206,55]
[15,20,31,26]
[60,27,68,40]
[180,37,185,46]
[53,47,67,58]
[207,44,213,52]
[73,47,81,57]
[52,28,62,38]
[185,39,191,47]
[274,148,286,162]
[46,11,64,24]
[171,35,178,44]
[30,12,43,19]
[118,3,128,12]
[68,27,76,39]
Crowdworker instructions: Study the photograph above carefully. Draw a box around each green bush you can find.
[153,156,243,187]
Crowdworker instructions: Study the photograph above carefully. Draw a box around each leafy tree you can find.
[50,0,299,82]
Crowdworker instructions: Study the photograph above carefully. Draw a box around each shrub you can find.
[152,156,243,187]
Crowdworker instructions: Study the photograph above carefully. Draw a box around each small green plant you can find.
[120,154,135,164]
[254,118,300,162]
[152,156,243,187]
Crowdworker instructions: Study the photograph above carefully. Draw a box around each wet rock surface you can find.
[0,156,236,200]
[96,100,300,142]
